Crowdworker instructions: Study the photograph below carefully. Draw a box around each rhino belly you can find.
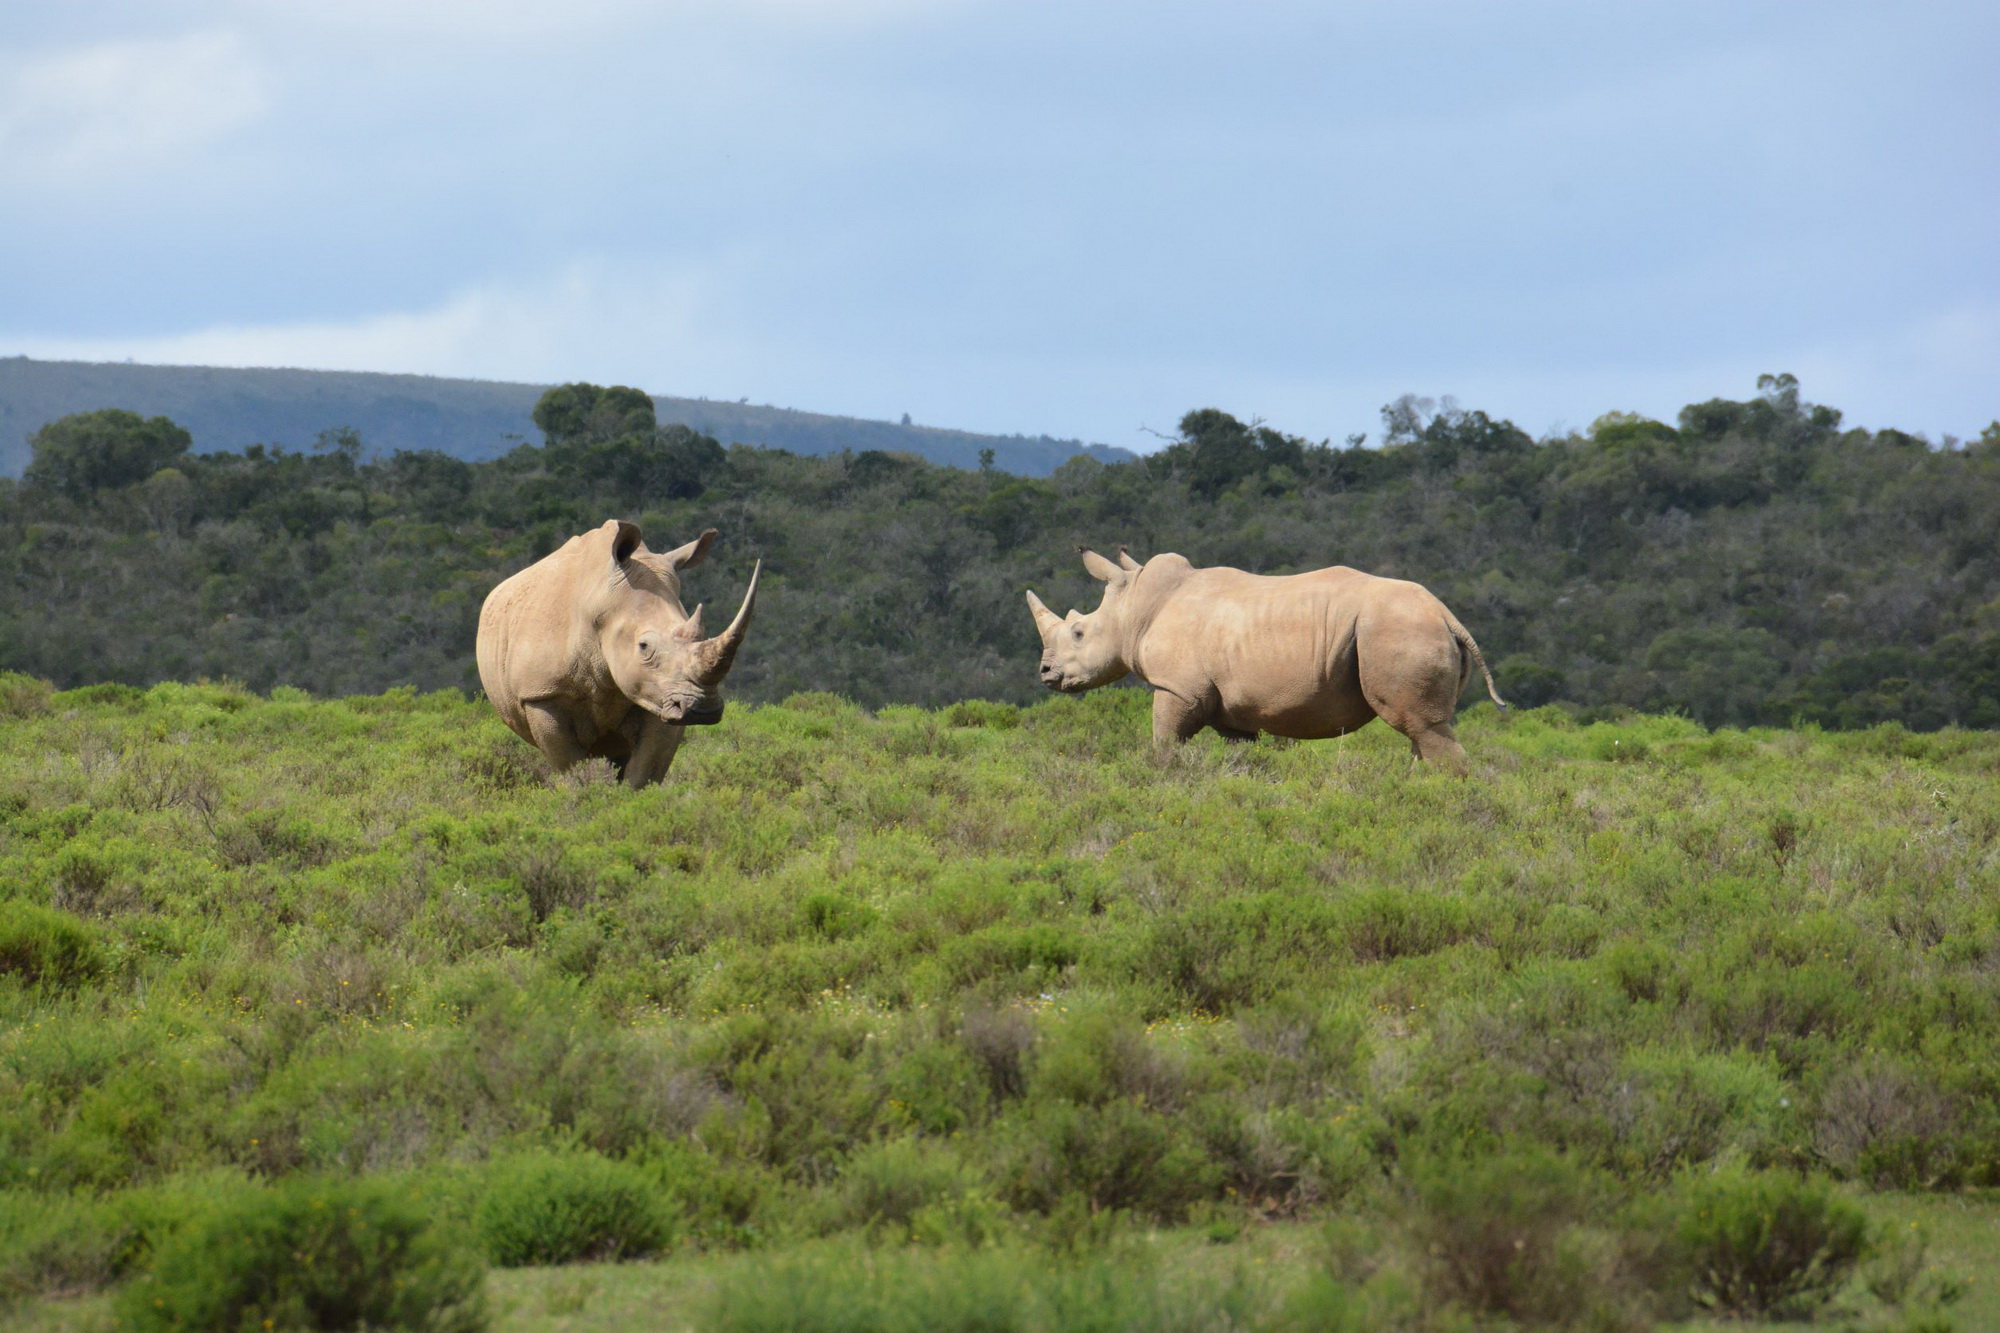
[1224,694,1376,740]
[1212,633,1371,739]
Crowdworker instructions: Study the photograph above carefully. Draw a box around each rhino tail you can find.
[1445,612,1508,712]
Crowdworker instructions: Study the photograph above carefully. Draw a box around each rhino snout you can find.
[680,701,726,726]
[647,695,726,725]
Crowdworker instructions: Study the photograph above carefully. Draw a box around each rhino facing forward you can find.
[477,519,759,787]
[1027,547,1504,770]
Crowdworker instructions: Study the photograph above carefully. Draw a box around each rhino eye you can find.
[1071,626,1083,640]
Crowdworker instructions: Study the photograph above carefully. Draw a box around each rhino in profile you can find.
[477,520,759,786]
[1026,547,1504,771]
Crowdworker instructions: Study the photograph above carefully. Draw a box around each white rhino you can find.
[476,519,759,786]
[1026,547,1505,770]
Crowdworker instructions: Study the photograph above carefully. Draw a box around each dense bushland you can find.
[2,680,1995,1326]
[3,375,1997,727]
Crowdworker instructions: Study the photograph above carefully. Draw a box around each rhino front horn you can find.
[1026,589,1061,637]
[706,560,761,669]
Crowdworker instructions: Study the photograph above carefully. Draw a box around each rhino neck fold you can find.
[1117,555,1192,684]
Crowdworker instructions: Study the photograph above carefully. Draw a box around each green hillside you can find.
[2,680,1995,1328]
[1,376,1996,730]
[0,357,1128,478]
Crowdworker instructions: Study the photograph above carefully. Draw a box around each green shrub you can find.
[1674,1167,1869,1319]
[1815,1060,1967,1189]
[474,1150,675,1266]
[117,1175,485,1332]
[637,1145,781,1251]
[833,1138,973,1234]
[944,700,1020,730]
[0,671,53,719]
[0,1190,129,1304]
[0,904,106,988]
[1030,1008,1186,1110]
[800,891,878,941]
[50,681,147,710]
[938,923,1079,990]
[1401,1146,1622,1325]
[994,1099,1220,1219]
[885,1043,988,1134]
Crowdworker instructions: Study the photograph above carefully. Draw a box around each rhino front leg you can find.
[1150,688,1208,747]
[522,701,590,772]
[623,714,686,788]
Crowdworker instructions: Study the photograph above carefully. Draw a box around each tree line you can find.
[3,375,1996,729]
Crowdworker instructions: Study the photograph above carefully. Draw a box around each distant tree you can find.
[544,421,725,505]
[531,383,656,448]
[1181,408,1262,500]
[1171,409,1318,500]
[25,410,191,499]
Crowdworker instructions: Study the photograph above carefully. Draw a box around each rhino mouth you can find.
[679,702,726,726]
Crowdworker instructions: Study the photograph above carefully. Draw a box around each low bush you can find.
[0,904,106,989]
[0,1190,129,1305]
[0,671,52,720]
[945,699,1020,730]
[833,1138,975,1235]
[117,1175,485,1332]
[1674,1166,1870,1319]
[994,1098,1221,1220]
[474,1150,676,1267]
[1401,1145,1641,1327]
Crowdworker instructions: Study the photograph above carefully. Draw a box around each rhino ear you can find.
[1079,547,1126,584]
[607,520,644,564]
[662,528,719,571]
[1116,546,1142,573]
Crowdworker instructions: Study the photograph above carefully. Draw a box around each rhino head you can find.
[1025,545,1142,693]
[600,521,760,725]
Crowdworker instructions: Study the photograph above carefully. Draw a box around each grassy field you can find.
[2,674,1996,1329]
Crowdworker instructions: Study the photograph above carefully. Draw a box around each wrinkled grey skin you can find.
[477,519,759,786]
[1027,545,1505,771]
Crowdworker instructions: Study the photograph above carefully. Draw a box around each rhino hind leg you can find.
[1406,722,1470,775]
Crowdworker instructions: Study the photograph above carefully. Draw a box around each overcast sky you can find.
[2,0,1994,449]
